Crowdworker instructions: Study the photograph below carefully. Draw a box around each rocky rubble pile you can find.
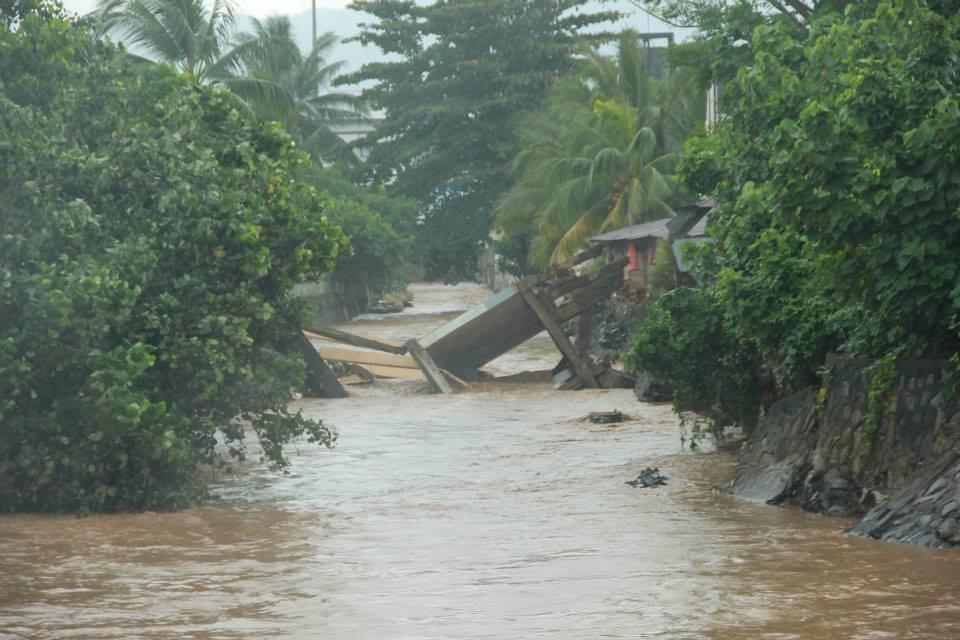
[851,449,960,548]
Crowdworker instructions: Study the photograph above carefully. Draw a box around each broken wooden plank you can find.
[292,331,348,398]
[358,363,424,381]
[406,339,453,394]
[304,329,404,348]
[517,283,599,388]
[314,345,418,370]
[305,325,407,355]
[556,269,625,322]
[546,257,629,298]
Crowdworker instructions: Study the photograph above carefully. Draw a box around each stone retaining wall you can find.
[724,356,960,547]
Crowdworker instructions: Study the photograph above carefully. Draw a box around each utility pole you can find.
[312,0,317,45]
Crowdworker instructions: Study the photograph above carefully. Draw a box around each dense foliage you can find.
[342,0,618,281]
[303,165,419,316]
[624,287,763,432]
[0,12,349,512]
[98,0,419,315]
[629,1,960,432]
[496,31,702,268]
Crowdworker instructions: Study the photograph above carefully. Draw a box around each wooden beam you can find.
[517,282,599,388]
[304,329,404,349]
[569,244,603,266]
[406,339,453,394]
[355,363,424,381]
[315,345,418,370]
[292,331,348,398]
[556,270,625,322]
[547,257,628,298]
[304,325,408,355]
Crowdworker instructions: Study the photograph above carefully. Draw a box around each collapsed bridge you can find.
[297,250,630,397]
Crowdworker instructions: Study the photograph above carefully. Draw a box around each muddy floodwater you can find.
[2,283,959,639]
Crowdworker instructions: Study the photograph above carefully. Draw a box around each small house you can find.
[589,218,671,294]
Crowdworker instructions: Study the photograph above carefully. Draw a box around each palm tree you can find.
[495,31,702,268]
[93,2,364,161]
[220,16,366,162]
[94,0,236,80]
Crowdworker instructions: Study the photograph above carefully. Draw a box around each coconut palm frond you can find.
[219,76,296,119]
[551,212,601,266]
[497,31,700,266]
[93,1,364,162]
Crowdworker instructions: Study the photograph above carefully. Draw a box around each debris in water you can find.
[588,410,624,424]
[625,467,668,488]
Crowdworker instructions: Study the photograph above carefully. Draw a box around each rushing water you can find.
[2,283,959,639]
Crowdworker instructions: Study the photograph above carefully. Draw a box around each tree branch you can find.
[766,0,806,27]
[780,0,814,19]
[624,1,697,29]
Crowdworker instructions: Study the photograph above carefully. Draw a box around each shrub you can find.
[625,287,763,436]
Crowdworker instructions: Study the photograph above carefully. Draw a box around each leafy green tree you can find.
[496,31,702,268]
[1,0,64,26]
[302,165,420,315]
[341,0,618,281]
[636,1,834,29]
[0,10,349,513]
[629,1,960,431]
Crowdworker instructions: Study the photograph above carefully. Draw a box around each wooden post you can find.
[292,331,348,398]
[406,339,453,395]
[517,282,599,388]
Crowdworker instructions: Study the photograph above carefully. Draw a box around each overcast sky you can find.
[60,0,683,60]
[63,0,350,18]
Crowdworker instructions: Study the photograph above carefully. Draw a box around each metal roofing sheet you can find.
[589,218,671,243]
[688,215,710,237]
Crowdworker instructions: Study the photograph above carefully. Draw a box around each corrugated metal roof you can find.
[590,218,671,243]
[688,215,709,237]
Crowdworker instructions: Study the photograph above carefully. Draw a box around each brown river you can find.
[2,283,959,639]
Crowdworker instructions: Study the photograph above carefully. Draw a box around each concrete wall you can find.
[476,246,517,293]
[291,280,351,325]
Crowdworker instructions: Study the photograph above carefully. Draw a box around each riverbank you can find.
[583,291,960,549]
[724,357,960,548]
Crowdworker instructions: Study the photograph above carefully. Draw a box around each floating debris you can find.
[588,410,624,424]
[626,467,668,488]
